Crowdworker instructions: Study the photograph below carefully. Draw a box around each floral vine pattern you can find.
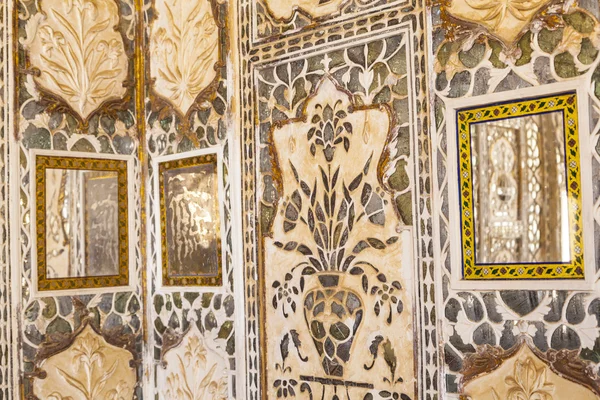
[22,0,129,120]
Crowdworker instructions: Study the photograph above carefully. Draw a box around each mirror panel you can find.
[36,155,130,291]
[456,93,584,281]
[45,169,120,279]
[470,111,570,265]
[158,152,222,287]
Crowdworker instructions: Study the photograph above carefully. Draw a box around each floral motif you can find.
[445,0,553,45]
[162,329,228,400]
[272,273,301,317]
[504,358,555,400]
[308,99,353,162]
[150,0,220,116]
[33,326,135,400]
[273,378,298,398]
[371,281,404,324]
[23,0,128,119]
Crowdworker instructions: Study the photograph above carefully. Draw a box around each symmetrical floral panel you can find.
[430,0,600,396]
[14,0,144,397]
[145,0,240,397]
[238,0,436,398]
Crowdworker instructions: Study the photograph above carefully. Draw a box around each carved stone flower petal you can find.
[446,0,553,45]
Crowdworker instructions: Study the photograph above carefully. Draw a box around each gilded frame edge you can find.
[31,149,136,297]
[153,147,225,292]
[442,79,597,291]
[458,93,582,280]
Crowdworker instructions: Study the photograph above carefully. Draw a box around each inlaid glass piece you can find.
[470,111,569,265]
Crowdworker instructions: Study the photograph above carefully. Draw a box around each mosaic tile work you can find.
[238,1,437,398]
[145,0,239,397]
[14,0,145,398]
[430,0,600,395]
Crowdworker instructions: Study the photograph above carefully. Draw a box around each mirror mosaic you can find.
[1,0,600,397]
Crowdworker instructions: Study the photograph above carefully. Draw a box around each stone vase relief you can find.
[264,76,415,399]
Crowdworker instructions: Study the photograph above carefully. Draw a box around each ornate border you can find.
[457,93,584,280]
[35,155,130,291]
[158,153,223,287]
[459,336,600,398]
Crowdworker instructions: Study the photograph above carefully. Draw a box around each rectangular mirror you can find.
[36,154,130,291]
[470,111,569,265]
[158,151,223,287]
[455,92,585,281]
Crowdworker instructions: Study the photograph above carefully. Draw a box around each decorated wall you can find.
[0,0,596,399]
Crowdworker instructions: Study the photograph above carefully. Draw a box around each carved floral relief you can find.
[444,0,554,45]
[461,340,600,400]
[150,0,222,117]
[158,325,229,400]
[33,326,136,400]
[22,0,129,120]
[263,76,415,398]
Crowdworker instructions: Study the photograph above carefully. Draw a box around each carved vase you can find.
[303,273,364,377]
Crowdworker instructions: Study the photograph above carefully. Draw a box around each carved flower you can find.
[105,381,131,400]
[505,358,555,400]
[308,100,353,162]
[208,376,228,400]
[272,273,300,318]
[97,39,124,68]
[371,281,404,324]
[273,378,298,398]
[71,332,106,369]
[27,0,128,118]
[38,26,65,56]
[150,0,220,115]
[184,335,208,369]
[65,0,98,17]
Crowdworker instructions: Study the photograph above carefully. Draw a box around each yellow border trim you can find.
[457,93,584,280]
[159,153,223,287]
[36,155,130,291]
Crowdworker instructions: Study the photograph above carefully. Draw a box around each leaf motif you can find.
[28,0,128,118]
[280,333,290,362]
[150,0,219,115]
[56,367,91,398]
[382,339,397,382]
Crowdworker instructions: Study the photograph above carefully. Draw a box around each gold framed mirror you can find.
[157,150,223,288]
[35,152,131,292]
[450,90,591,284]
